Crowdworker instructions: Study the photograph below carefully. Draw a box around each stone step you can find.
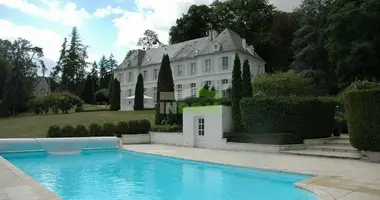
[304,136,350,145]
[305,144,358,153]
[281,149,363,160]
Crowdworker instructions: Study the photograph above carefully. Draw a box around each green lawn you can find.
[0,110,155,138]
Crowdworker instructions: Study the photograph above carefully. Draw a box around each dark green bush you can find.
[75,107,84,113]
[333,117,348,136]
[138,119,151,133]
[74,125,89,137]
[61,125,75,137]
[47,125,61,137]
[88,123,102,136]
[223,132,303,145]
[128,120,139,134]
[252,70,317,97]
[115,121,129,137]
[95,89,109,103]
[102,122,116,136]
[344,89,380,152]
[240,96,337,139]
[150,124,182,132]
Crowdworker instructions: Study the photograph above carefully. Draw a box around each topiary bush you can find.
[61,125,75,137]
[102,122,116,136]
[344,89,380,152]
[252,70,317,97]
[88,123,102,136]
[137,119,151,133]
[115,121,129,137]
[150,124,182,132]
[47,125,61,138]
[240,96,337,139]
[74,125,89,137]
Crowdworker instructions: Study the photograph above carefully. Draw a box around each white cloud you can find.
[0,0,91,27]
[0,19,62,62]
[93,5,124,18]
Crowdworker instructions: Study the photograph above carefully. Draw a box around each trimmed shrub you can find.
[223,132,303,145]
[88,123,102,136]
[128,120,139,134]
[151,124,182,132]
[240,96,336,139]
[75,107,84,113]
[138,119,151,133]
[115,121,129,137]
[47,125,61,138]
[61,125,75,137]
[344,89,380,152]
[95,89,109,104]
[252,70,317,96]
[134,74,144,110]
[102,122,116,136]
[74,125,89,137]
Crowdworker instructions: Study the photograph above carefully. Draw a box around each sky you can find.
[0,0,302,73]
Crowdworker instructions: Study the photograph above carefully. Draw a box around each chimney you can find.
[242,39,247,50]
[212,30,218,40]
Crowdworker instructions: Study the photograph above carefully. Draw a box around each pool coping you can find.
[0,148,334,200]
[0,156,62,200]
[121,148,333,200]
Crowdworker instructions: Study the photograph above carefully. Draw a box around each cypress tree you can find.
[107,74,114,105]
[155,54,175,125]
[134,73,144,110]
[242,59,253,97]
[110,78,120,111]
[231,53,243,132]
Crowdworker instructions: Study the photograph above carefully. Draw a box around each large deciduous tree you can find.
[134,73,144,110]
[0,58,11,100]
[325,0,380,88]
[137,30,164,50]
[169,5,215,44]
[231,53,243,132]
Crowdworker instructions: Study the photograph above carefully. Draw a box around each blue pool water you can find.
[2,150,318,200]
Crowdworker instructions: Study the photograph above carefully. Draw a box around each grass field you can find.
[0,109,155,138]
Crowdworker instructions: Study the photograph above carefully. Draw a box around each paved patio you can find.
[124,144,380,200]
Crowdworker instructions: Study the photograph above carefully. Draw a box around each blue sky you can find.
[0,0,302,72]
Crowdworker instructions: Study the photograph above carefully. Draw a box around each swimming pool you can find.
[2,150,318,200]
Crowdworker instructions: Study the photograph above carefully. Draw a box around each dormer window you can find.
[127,61,131,67]
[147,58,151,62]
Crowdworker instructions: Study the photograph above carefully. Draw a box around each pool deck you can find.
[0,145,379,200]
[123,144,380,200]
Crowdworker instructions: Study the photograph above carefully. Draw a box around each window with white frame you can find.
[204,59,211,72]
[153,87,157,103]
[143,70,147,81]
[176,84,183,100]
[221,79,229,85]
[197,117,205,136]
[128,72,132,82]
[190,63,196,75]
[128,89,132,97]
[177,65,183,76]
[204,80,212,86]
[222,56,228,70]
[190,83,196,97]
[153,69,158,80]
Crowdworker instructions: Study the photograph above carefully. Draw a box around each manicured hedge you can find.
[344,89,380,152]
[223,132,303,145]
[240,96,337,139]
[46,119,151,138]
[151,124,182,132]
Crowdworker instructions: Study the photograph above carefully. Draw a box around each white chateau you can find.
[114,29,266,111]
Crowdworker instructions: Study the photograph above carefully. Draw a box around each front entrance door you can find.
[194,116,205,148]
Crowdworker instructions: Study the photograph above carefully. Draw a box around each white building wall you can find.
[115,51,264,111]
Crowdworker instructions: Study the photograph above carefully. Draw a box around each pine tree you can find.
[155,54,175,125]
[242,59,253,97]
[82,62,99,104]
[51,37,67,85]
[231,53,243,132]
[60,27,87,95]
[134,74,144,110]
[99,55,109,89]
[110,78,120,111]
[2,65,27,115]
[107,74,114,105]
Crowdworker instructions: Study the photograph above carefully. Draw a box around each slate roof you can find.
[116,29,263,71]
